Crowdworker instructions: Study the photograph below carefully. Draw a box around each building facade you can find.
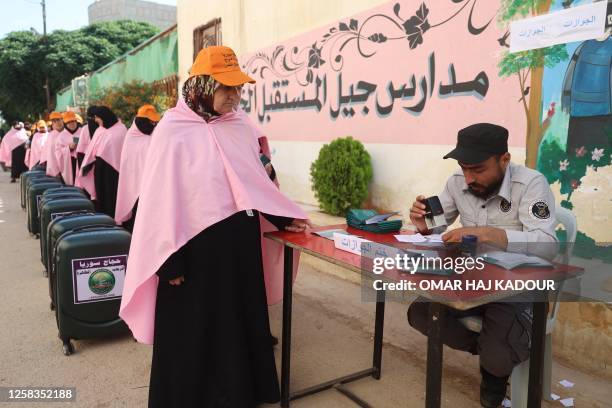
[89,0,176,30]
[176,0,611,377]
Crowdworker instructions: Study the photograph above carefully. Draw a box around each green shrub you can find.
[310,136,373,216]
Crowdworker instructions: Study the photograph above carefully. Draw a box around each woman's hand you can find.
[169,276,185,286]
[285,219,312,233]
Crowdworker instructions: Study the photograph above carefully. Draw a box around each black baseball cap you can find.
[443,123,508,165]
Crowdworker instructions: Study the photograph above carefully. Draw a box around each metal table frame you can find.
[280,246,385,407]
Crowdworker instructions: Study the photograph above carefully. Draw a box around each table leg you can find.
[372,290,385,380]
[280,245,294,408]
[425,302,444,408]
[527,301,548,408]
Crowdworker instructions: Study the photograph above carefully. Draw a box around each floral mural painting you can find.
[535,0,612,253]
[243,0,495,86]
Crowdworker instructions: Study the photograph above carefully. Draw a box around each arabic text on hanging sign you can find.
[510,2,607,53]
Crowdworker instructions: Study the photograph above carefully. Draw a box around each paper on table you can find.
[559,379,575,388]
[312,228,352,240]
[550,393,560,401]
[560,397,574,407]
[483,250,553,270]
[395,233,443,243]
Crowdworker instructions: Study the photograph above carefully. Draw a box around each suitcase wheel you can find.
[62,341,74,356]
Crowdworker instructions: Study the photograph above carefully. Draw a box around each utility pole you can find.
[41,0,51,114]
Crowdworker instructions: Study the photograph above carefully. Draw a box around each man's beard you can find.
[467,177,504,199]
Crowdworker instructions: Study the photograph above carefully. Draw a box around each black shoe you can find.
[271,335,279,347]
[480,367,508,408]
[10,178,16,183]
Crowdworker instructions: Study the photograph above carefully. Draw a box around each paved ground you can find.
[0,170,610,407]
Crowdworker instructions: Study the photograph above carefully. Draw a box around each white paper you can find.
[550,393,560,401]
[483,251,552,270]
[559,379,575,388]
[72,255,127,304]
[560,397,574,407]
[395,233,443,243]
[502,398,512,407]
[510,1,607,53]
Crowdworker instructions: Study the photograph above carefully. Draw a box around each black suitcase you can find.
[26,181,63,235]
[47,213,116,310]
[53,225,131,355]
[43,186,85,198]
[20,170,45,209]
[41,190,87,204]
[25,175,60,214]
[23,174,55,211]
[39,196,95,274]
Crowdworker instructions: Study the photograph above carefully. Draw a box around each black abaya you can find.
[10,144,27,179]
[148,210,292,408]
[121,200,138,233]
[93,157,119,217]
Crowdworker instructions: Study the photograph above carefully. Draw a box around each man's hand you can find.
[69,143,76,150]
[442,226,508,249]
[169,276,185,286]
[409,195,431,234]
[285,219,312,233]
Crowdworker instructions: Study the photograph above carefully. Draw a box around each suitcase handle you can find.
[40,195,89,214]
[68,224,122,234]
[48,210,96,226]
[42,194,87,202]
[51,224,125,275]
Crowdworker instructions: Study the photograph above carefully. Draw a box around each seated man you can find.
[407,123,558,408]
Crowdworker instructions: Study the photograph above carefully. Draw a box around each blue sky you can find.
[0,0,176,39]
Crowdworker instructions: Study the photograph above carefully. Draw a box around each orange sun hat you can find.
[136,104,161,122]
[189,45,255,86]
[49,111,63,120]
[62,111,77,123]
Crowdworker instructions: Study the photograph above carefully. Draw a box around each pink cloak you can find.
[55,128,82,185]
[43,130,60,176]
[75,121,127,199]
[27,132,48,169]
[0,128,28,166]
[119,100,307,344]
[114,123,152,224]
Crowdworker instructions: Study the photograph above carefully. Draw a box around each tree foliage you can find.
[91,80,174,124]
[500,0,550,22]
[0,20,158,125]
[498,45,569,77]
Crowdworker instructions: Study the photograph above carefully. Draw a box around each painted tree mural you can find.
[497,0,569,169]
